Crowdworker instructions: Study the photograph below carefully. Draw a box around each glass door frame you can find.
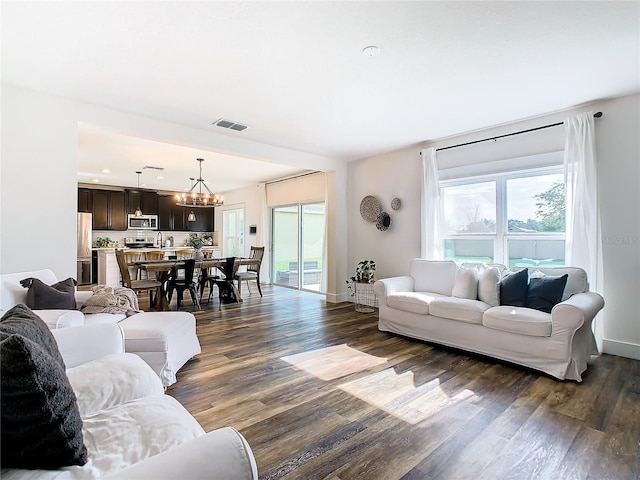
[271,202,325,293]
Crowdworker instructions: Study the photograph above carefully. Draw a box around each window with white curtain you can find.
[441,166,566,267]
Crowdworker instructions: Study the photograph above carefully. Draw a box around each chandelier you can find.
[175,158,224,209]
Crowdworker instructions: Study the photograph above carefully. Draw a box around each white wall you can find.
[348,93,640,360]
[1,84,348,302]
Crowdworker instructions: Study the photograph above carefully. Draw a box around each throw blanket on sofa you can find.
[80,285,140,317]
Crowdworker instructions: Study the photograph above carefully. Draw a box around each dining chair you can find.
[176,249,195,259]
[199,257,221,306]
[115,249,162,308]
[123,251,144,280]
[139,250,164,279]
[167,259,201,311]
[235,246,265,297]
[145,250,165,260]
[214,257,240,310]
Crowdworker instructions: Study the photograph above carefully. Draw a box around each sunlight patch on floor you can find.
[339,368,475,425]
[281,344,388,381]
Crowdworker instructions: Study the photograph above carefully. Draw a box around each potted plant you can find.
[346,260,376,297]
[186,233,205,259]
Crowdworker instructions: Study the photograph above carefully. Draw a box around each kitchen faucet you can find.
[157,231,163,247]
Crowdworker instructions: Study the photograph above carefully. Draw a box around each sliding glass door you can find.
[272,203,325,292]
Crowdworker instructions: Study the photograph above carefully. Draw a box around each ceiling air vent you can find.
[213,118,249,132]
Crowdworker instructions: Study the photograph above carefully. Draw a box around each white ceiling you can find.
[2,1,639,192]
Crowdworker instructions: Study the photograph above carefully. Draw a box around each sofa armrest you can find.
[103,427,258,480]
[374,276,415,301]
[551,291,605,334]
[52,323,125,368]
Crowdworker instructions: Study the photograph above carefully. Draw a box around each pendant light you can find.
[134,171,143,217]
[175,158,223,211]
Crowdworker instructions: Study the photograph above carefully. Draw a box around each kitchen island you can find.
[94,246,221,287]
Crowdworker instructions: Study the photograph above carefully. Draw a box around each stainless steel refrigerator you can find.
[77,212,93,285]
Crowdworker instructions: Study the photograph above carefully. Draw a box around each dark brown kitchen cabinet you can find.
[158,195,186,231]
[128,191,158,215]
[157,196,214,231]
[186,209,214,232]
[91,190,127,231]
[78,188,92,213]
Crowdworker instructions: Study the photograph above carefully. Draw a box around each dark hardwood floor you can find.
[150,285,639,480]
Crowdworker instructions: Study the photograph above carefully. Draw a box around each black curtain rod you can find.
[420,111,603,153]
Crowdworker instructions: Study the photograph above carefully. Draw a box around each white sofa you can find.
[374,259,605,381]
[1,322,258,480]
[0,269,201,386]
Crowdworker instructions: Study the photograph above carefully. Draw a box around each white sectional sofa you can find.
[1,322,257,480]
[0,269,201,386]
[374,259,605,381]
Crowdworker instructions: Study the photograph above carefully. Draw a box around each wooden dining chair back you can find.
[176,249,195,259]
[123,251,144,280]
[115,249,162,308]
[139,250,164,279]
[144,250,165,261]
[235,246,265,297]
[167,259,201,311]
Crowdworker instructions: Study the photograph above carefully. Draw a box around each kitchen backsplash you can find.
[92,230,218,248]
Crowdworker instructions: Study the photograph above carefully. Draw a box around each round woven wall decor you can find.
[391,197,402,210]
[376,212,392,231]
[360,195,381,222]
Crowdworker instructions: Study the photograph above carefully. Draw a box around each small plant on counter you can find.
[185,233,205,249]
[346,260,376,296]
[94,237,115,248]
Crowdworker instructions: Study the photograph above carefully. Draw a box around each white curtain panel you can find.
[420,148,443,259]
[259,182,270,283]
[564,111,604,348]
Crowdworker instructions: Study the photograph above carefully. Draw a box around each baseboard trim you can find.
[325,292,347,303]
[602,339,640,360]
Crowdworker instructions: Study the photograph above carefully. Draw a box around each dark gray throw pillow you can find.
[20,277,77,310]
[527,274,569,313]
[499,268,529,307]
[1,333,88,469]
[0,303,65,367]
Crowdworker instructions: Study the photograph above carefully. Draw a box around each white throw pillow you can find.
[452,267,478,300]
[478,266,501,307]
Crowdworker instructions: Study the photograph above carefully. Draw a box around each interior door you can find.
[223,208,244,257]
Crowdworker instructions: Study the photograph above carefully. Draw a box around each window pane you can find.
[442,182,496,234]
[507,239,565,267]
[444,239,494,264]
[507,173,565,233]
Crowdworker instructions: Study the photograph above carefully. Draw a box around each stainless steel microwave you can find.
[128,214,158,230]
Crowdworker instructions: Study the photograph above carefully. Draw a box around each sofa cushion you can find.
[34,309,85,329]
[429,297,490,324]
[21,277,77,310]
[478,266,501,307]
[67,353,164,417]
[1,334,87,468]
[0,269,59,312]
[523,267,588,301]
[386,291,444,314]
[451,267,478,300]
[500,268,529,307]
[483,306,552,337]
[80,395,204,478]
[526,274,568,313]
[409,260,457,296]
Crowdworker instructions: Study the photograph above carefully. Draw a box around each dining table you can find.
[135,257,260,311]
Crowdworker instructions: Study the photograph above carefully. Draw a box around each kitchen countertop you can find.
[92,246,220,251]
